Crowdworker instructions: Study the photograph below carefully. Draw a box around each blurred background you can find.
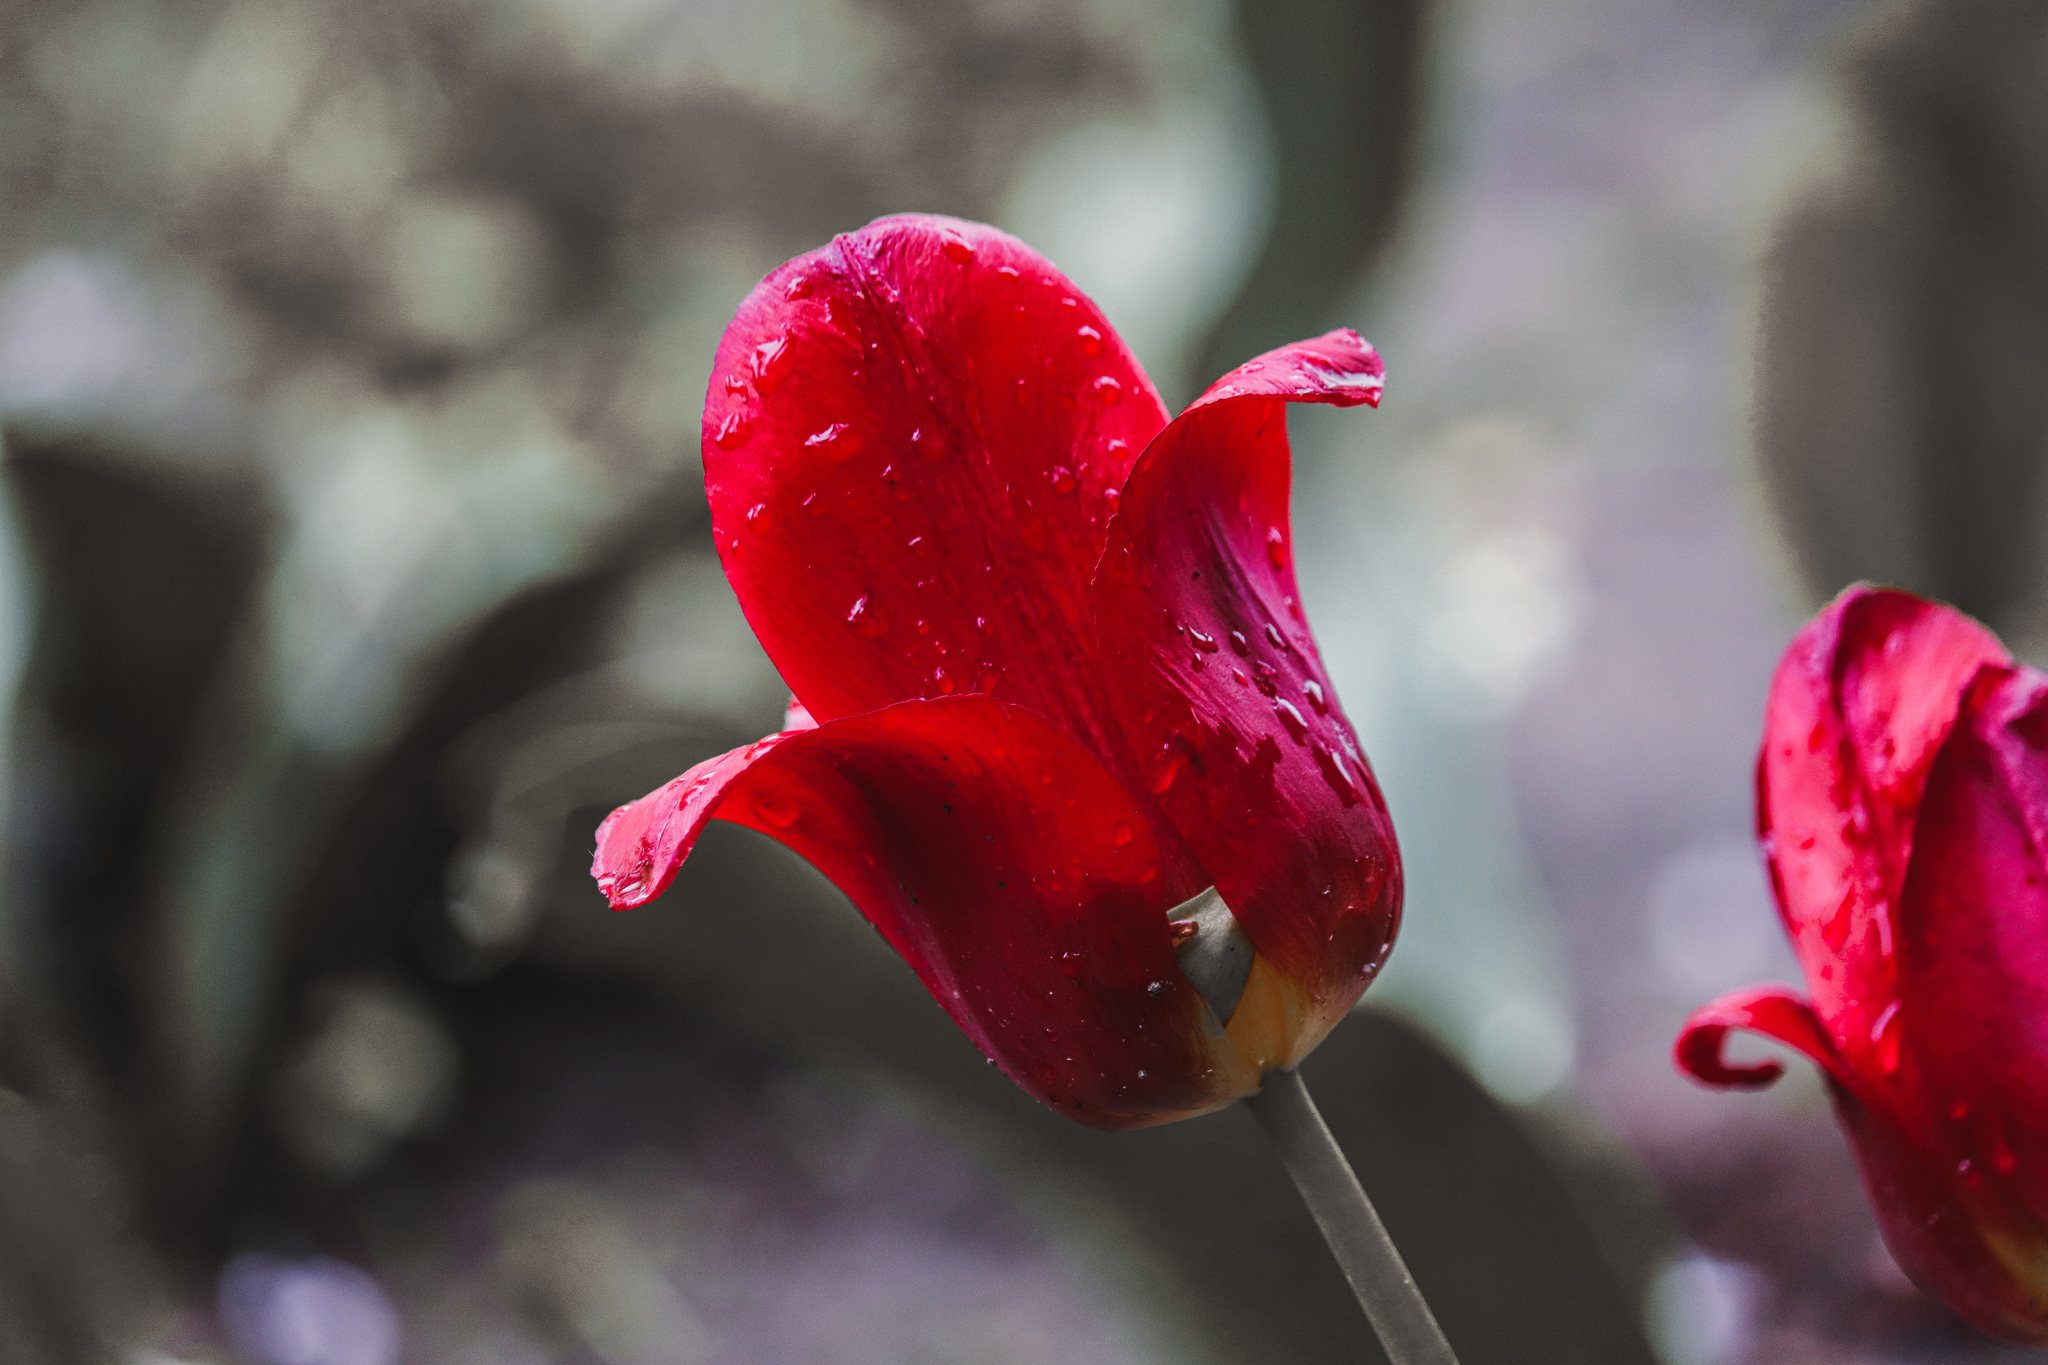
[0,0,2041,1361]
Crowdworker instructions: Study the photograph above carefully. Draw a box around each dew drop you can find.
[1077,325,1103,357]
[749,791,800,828]
[751,334,794,394]
[714,411,754,450]
[1229,630,1251,656]
[1103,487,1121,514]
[1050,466,1076,493]
[846,595,890,638]
[1092,375,1123,405]
[1266,526,1287,570]
[803,493,824,516]
[941,233,975,263]
[745,502,771,531]
[806,422,858,461]
[1146,980,1164,997]
[1188,628,1220,653]
[1312,743,1362,805]
[784,274,813,300]
[1149,739,1190,794]
[1870,999,1903,1075]
[1275,699,1310,743]
[1992,1127,2018,1177]
[1265,622,1291,651]
[934,666,955,694]
[1303,679,1329,714]
[1822,887,1855,949]
[908,535,927,557]
[912,426,947,462]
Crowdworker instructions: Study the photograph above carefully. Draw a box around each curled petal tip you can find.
[1675,1020,1787,1090]
[1675,984,1836,1091]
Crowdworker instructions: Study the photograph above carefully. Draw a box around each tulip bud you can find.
[1677,585,2048,1343]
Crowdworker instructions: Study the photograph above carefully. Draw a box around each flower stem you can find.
[1245,1067,1461,1365]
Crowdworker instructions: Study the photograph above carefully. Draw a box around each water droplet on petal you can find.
[847,595,890,638]
[1275,699,1310,743]
[784,273,814,301]
[1266,526,1287,570]
[1870,999,1902,1075]
[941,233,975,263]
[1149,738,1190,794]
[1823,888,1855,949]
[1092,375,1122,405]
[1992,1126,2018,1176]
[752,334,794,393]
[803,493,824,516]
[1146,980,1164,997]
[1188,628,1220,653]
[1312,743,1362,805]
[750,791,800,828]
[1076,325,1103,357]
[715,411,754,450]
[912,426,947,462]
[1103,487,1121,514]
[746,502,771,531]
[933,666,955,694]
[806,422,858,461]
[1050,466,1076,494]
[1265,622,1291,651]
[1229,630,1251,656]
[1303,679,1328,714]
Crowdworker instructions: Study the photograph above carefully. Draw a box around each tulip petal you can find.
[701,214,1169,772]
[1758,586,2007,1064]
[1895,665,2048,1217]
[1831,1083,2048,1346]
[591,695,1261,1128]
[1674,984,1841,1090]
[1090,331,1399,1070]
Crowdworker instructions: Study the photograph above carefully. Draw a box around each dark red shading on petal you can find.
[1894,664,2048,1224]
[1833,1078,2048,1345]
[1674,984,1840,1090]
[592,695,1260,1128]
[1757,586,2007,1069]
[701,215,1168,770]
[1090,330,1398,1067]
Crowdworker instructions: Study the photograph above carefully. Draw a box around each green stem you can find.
[1244,1067,1461,1365]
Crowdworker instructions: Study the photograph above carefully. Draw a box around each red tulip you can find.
[1677,585,2048,1341]
[592,214,1401,1129]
